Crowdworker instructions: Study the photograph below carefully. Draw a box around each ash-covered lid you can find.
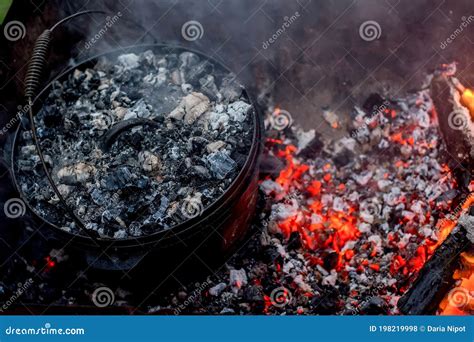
[16,48,255,239]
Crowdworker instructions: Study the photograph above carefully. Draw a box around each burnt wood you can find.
[431,75,474,167]
[397,223,471,315]
[398,75,474,314]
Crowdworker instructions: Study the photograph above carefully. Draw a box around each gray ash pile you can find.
[16,49,254,238]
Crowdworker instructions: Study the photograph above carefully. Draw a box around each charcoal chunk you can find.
[103,166,134,190]
[206,151,237,179]
[360,297,388,315]
[90,188,105,205]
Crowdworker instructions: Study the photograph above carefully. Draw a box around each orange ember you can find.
[461,88,474,119]
[431,193,474,253]
[439,252,474,315]
[434,190,474,315]
[271,145,360,271]
[262,94,469,314]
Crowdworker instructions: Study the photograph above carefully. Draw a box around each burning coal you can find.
[165,88,471,315]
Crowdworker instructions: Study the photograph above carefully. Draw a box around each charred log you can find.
[431,74,474,168]
[398,210,474,315]
[399,74,474,315]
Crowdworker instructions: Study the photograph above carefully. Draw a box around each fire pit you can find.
[146,66,473,315]
[0,1,473,316]
[3,57,472,313]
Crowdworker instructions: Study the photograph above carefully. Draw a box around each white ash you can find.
[168,92,210,124]
[117,53,140,70]
[209,283,227,296]
[229,269,248,294]
[227,101,251,122]
[138,151,161,173]
[296,129,316,151]
[16,49,254,238]
[459,213,474,243]
[322,108,340,128]
[206,141,226,153]
[57,163,95,185]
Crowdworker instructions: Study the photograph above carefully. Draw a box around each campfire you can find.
[196,75,473,315]
[4,61,472,315]
[0,2,473,317]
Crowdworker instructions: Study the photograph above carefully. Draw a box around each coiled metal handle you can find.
[24,29,51,99]
[23,28,104,244]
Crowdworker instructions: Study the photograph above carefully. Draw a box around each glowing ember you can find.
[461,88,474,119]
[259,89,462,314]
[439,252,474,315]
[435,191,474,316]
[431,193,474,252]
[148,86,469,315]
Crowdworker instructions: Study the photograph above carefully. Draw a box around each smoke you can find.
[4,0,474,132]
[57,0,287,91]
